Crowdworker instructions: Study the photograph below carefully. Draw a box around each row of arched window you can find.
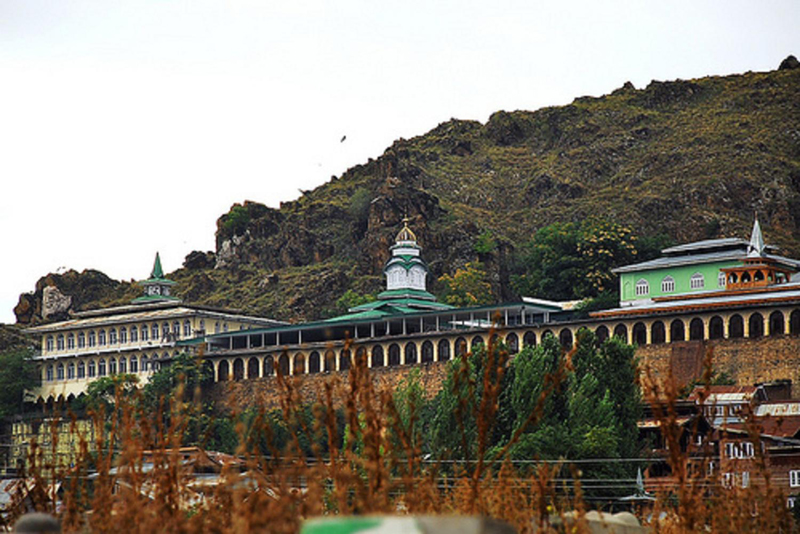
[635,272,727,297]
[42,353,170,382]
[211,309,800,381]
[46,320,196,352]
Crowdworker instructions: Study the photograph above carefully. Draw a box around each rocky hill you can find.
[14,58,800,325]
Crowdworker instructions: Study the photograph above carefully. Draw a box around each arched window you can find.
[729,315,744,338]
[120,327,128,343]
[199,319,205,333]
[57,363,65,380]
[130,356,138,373]
[293,354,305,375]
[596,326,609,343]
[183,320,191,337]
[437,339,450,361]
[613,324,628,341]
[339,350,351,371]
[233,358,245,380]
[88,331,96,347]
[632,323,647,345]
[355,347,367,367]
[108,329,117,344]
[88,360,96,378]
[67,334,75,350]
[651,321,666,344]
[523,331,536,347]
[109,358,117,375]
[46,365,54,381]
[371,346,384,368]
[130,326,138,342]
[404,343,417,365]
[324,350,336,372]
[119,357,127,374]
[57,335,65,351]
[709,316,724,339]
[248,357,260,379]
[769,311,785,337]
[421,341,434,363]
[67,362,75,379]
[635,279,649,296]
[690,273,705,290]
[309,351,321,373]
[172,322,180,336]
[162,323,169,339]
[78,332,85,348]
[46,336,54,352]
[77,361,85,379]
[670,320,685,342]
[98,330,106,345]
[218,360,229,381]
[214,322,220,334]
[718,272,726,288]
[689,318,704,341]
[151,324,159,340]
[791,310,800,336]
[263,356,275,376]
[506,333,519,354]
[749,313,764,338]
[141,325,149,341]
[223,323,229,333]
[661,276,675,293]
[559,329,573,349]
[141,355,149,372]
[388,344,401,366]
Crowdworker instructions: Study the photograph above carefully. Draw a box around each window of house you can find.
[215,322,220,334]
[77,362,85,379]
[78,332,85,348]
[88,331,96,347]
[199,319,205,333]
[109,358,117,375]
[172,322,180,336]
[661,276,675,293]
[142,355,149,371]
[98,359,106,376]
[691,273,705,289]
[141,325,148,342]
[109,329,117,344]
[722,472,732,488]
[635,279,649,296]
[718,271,727,288]
[789,497,797,509]
[130,357,138,373]
[131,326,138,342]
[151,324,158,340]
[57,363,65,380]
[57,335,65,351]
[743,442,755,458]
[162,323,169,339]
[46,336,54,352]
[741,472,750,488]
[46,366,54,381]
[183,320,191,337]
[88,361,96,378]
[119,357,126,373]
[790,470,800,488]
[98,330,106,345]
[223,322,229,332]
[120,327,127,343]
[67,334,75,350]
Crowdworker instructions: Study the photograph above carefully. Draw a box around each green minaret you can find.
[132,252,179,304]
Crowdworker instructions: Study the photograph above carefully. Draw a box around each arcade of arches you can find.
[206,307,800,383]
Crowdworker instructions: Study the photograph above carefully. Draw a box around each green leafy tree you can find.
[437,261,493,307]
[80,374,139,413]
[335,289,376,315]
[221,205,251,238]
[0,348,40,418]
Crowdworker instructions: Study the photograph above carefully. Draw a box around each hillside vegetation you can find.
[14,60,800,324]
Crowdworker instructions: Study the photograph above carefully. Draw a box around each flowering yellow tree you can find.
[438,262,493,307]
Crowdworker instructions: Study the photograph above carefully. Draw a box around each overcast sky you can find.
[1,0,798,324]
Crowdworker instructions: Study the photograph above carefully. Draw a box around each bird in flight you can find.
[340,135,347,143]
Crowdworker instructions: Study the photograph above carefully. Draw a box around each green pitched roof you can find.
[151,252,165,279]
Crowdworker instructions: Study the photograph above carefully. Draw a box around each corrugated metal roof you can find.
[613,249,746,273]
[661,238,749,255]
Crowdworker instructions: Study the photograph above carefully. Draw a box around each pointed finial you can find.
[747,215,765,258]
[151,252,165,279]
[395,216,417,243]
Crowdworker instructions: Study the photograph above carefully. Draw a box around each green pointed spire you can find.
[151,252,165,279]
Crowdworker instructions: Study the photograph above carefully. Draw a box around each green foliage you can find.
[221,205,251,238]
[511,219,639,301]
[348,187,372,225]
[0,348,40,418]
[437,261,493,307]
[473,230,498,255]
[80,374,139,412]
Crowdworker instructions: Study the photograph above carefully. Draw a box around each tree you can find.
[437,262,493,307]
[81,374,139,413]
[0,348,40,418]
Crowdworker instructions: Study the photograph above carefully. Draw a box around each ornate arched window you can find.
[690,273,705,290]
[77,361,85,379]
[635,279,649,296]
[183,320,191,337]
[119,327,127,344]
[78,332,85,348]
[88,360,96,377]
[67,333,75,350]
[98,330,106,345]
[46,336,54,352]
[57,363,65,380]
[57,334,65,351]
[661,276,675,293]
[108,329,117,344]
[130,326,138,342]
